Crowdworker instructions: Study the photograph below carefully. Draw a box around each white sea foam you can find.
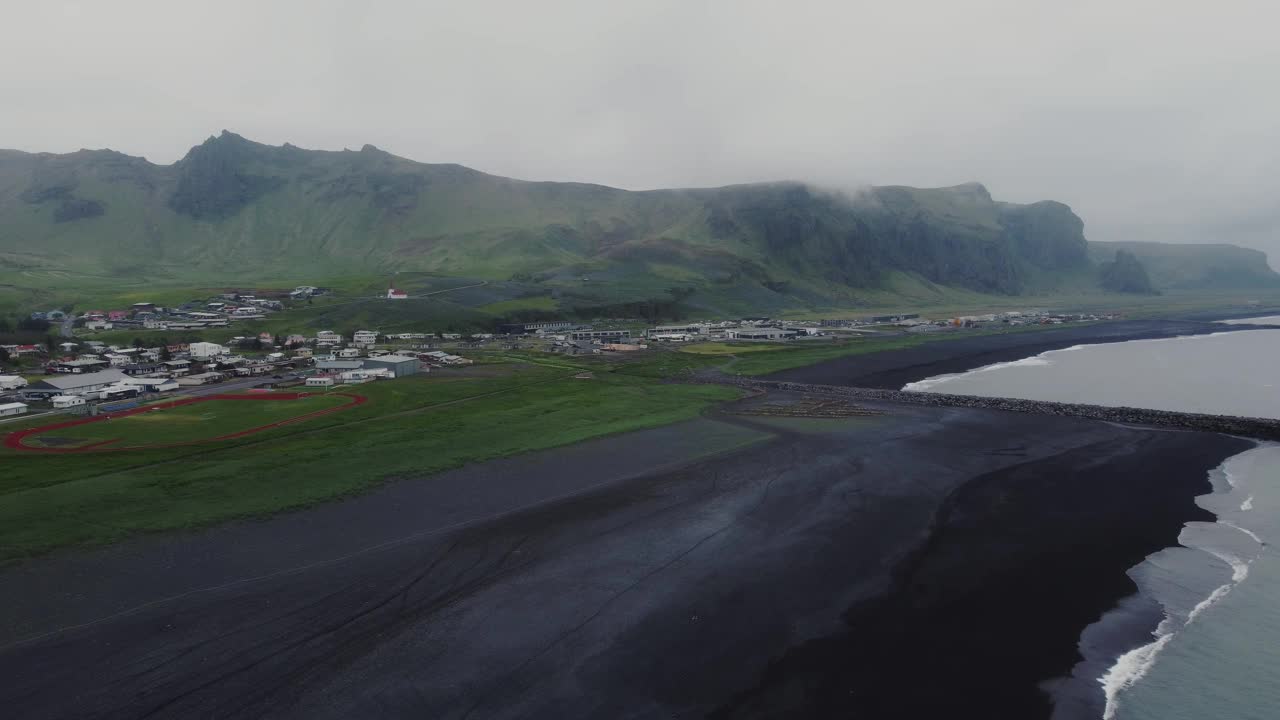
[1097,450,1266,718]
[1224,521,1263,545]
[1100,632,1174,720]
[902,354,1053,392]
[1184,549,1252,624]
[1219,314,1280,325]
[1101,547,1254,718]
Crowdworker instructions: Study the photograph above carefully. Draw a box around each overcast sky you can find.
[3,0,1278,262]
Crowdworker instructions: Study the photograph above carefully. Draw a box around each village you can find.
[0,290,1115,421]
[0,324,475,419]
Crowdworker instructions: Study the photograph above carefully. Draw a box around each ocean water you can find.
[904,327,1280,719]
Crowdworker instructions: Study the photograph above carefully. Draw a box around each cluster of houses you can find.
[642,321,828,343]
[273,329,477,387]
[896,310,1117,333]
[11,336,307,408]
[63,293,291,333]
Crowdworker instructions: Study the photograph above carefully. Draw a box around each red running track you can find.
[3,392,368,453]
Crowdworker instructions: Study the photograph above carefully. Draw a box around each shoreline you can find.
[755,315,1274,718]
[0,395,1211,719]
[767,316,1280,390]
[711,428,1251,719]
[0,318,1270,718]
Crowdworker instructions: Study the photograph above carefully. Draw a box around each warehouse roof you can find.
[31,369,129,390]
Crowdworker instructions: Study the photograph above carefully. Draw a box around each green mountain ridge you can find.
[2,131,1276,314]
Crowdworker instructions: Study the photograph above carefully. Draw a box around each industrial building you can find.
[22,369,130,400]
[362,354,420,378]
[499,320,574,334]
[647,324,705,337]
[570,329,632,342]
[177,372,225,386]
[315,360,365,373]
[123,377,180,393]
[727,328,797,340]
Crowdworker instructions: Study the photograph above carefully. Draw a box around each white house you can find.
[143,318,169,330]
[353,330,379,346]
[188,342,228,360]
[337,347,361,359]
[316,330,342,345]
[305,376,335,387]
[51,395,87,409]
[0,402,28,417]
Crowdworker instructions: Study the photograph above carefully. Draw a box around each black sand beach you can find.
[771,316,1280,389]
[0,321,1259,719]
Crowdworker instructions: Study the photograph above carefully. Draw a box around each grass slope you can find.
[17,393,353,449]
[0,131,1175,318]
[0,365,738,562]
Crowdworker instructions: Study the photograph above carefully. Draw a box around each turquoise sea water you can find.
[904,327,1280,719]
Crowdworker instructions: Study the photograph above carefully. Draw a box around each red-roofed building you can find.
[107,310,129,321]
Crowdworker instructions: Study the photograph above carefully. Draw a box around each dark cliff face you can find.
[167,131,287,220]
[1089,241,1280,290]
[702,183,1091,295]
[999,201,1089,271]
[1098,250,1158,294]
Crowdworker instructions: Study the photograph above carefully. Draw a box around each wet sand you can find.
[0,320,1258,718]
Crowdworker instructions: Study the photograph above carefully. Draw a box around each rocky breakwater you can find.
[696,374,1280,441]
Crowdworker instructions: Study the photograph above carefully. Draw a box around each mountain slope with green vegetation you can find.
[2,132,1276,317]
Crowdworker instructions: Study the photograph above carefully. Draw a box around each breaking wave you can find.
[1099,449,1269,719]
[901,353,1057,392]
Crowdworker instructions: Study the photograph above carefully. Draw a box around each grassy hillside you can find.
[3,132,1276,321]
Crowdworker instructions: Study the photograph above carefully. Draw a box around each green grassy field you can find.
[660,323,1088,377]
[0,365,739,563]
[679,342,790,355]
[16,393,354,450]
[479,295,559,314]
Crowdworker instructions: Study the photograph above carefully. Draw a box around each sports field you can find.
[6,392,364,452]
